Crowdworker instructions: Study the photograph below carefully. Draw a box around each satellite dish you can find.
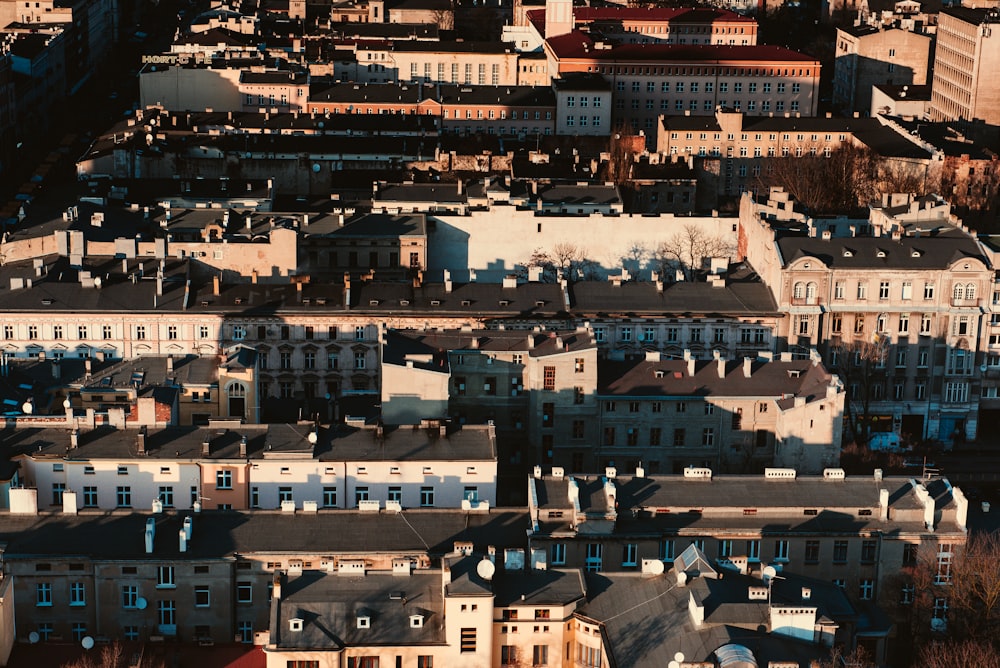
[312,163,321,173]
[21,401,33,414]
[63,399,72,409]
[674,652,686,663]
[81,636,95,650]
[28,632,39,644]
[648,559,665,575]
[136,597,148,610]
[308,431,318,444]
[476,559,496,581]
[762,565,777,582]
[668,662,680,668]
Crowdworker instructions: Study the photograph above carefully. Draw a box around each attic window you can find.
[461,300,471,306]
[804,509,818,516]
[803,262,810,269]
[289,618,304,632]
[409,615,424,628]
[535,300,545,307]
[316,298,327,306]
[787,369,801,378]
[369,299,379,306]
[842,249,853,257]
[357,615,371,629]
[430,300,441,306]
[390,466,400,474]
[654,370,665,378]
[911,250,922,258]
[400,300,410,306]
[858,509,873,516]
[234,297,244,305]
[876,250,886,258]
[499,300,510,306]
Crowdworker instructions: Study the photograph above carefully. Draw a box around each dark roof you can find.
[318,423,496,462]
[310,82,554,107]
[873,83,932,101]
[597,357,833,399]
[307,213,426,238]
[492,568,586,607]
[547,32,817,63]
[775,229,985,269]
[941,6,997,25]
[382,329,595,371]
[0,509,532,559]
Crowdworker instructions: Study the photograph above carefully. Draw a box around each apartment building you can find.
[593,351,843,475]
[526,466,969,660]
[0,508,532,650]
[307,82,559,136]
[741,189,992,444]
[545,31,821,139]
[352,41,520,86]
[930,7,1000,125]
[6,420,497,512]
[833,25,932,114]
[139,58,309,112]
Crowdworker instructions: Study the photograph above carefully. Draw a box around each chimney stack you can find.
[52,359,61,380]
[743,357,752,378]
[166,355,174,373]
[239,434,247,457]
[70,429,79,449]
[137,428,146,455]
[213,275,220,296]
[202,439,211,456]
[179,529,187,552]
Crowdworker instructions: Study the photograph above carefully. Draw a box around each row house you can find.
[0,508,531,650]
[6,421,496,512]
[654,107,932,204]
[307,81,564,137]
[526,466,969,658]
[592,351,843,475]
[544,31,821,141]
[381,328,598,465]
[739,188,993,443]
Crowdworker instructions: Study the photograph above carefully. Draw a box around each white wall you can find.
[428,209,738,281]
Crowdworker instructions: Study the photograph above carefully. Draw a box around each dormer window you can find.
[409,614,424,628]
[357,615,371,629]
[876,250,886,258]
[369,299,379,306]
[289,618,304,632]
[912,250,922,258]
[842,249,853,257]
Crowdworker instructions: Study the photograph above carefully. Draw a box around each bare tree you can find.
[607,126,637,188]
[60,641,165,668]
[810,644,874,668]
[653,223,733,280]
[829,334,889,447]
[917,640,1000,668]
[522,243,600,283]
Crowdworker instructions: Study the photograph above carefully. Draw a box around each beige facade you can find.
[739,188,992,443]
[353,42,521,86]
[930,7,1000,125]
[833,26,931,114]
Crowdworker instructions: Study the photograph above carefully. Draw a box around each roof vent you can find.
[409,614,424,628]
[765,468,797,479]
[683,467,712,479]
[289,618,304,632]
[823,468,846,480]
[842,249,853,257]
[356,614,371,629]
[911,249,922,257]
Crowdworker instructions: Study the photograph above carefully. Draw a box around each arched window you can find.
[227,382,247,398]
[953,283,965,300]
[805,282,817,300]
[965,284,976,300]
[793,282,805,299]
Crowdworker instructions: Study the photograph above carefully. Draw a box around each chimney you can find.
[252,269,258,284]
[213,275,220,296]
[715,352,725,378]
[70,429,79,449]
[52,359,61,380]
[879,488,889,520]
[85,359,92,376]
[144,518,156,554]
[202,439,211,456]
[457,179,463,195]
[443,269,452,293]
[137,429,146,455]
[683,349,694,377]
[272,571,282,600]
[439,424,447,438]
[179,529,187,552]
[166,355,174,373]
[239,434,248,457]
[527,334,534,349]
[743,357,752,378]
[296,281,304,302]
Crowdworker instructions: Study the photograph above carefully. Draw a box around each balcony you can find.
[951,297,983,308]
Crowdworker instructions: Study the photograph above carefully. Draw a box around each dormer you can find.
[289,618,304,632]
[357,613,371,629]
[409,614,424,628]
[842,248,853,257]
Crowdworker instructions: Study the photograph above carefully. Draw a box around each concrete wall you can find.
[140,67,242,111]
[428,209,738,282]
[381,362,450,425]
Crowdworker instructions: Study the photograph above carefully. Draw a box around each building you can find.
[739,188,993,444]
[545,31,821,140]
[870,82,931,117]
[833,25,931,115]
[526,466,969,659]
[930,7,1000,125]
[593,351,844,474]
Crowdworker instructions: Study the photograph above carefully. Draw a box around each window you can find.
[354,351,366,369]
[116,486,132,508]
[355,487,369,506]
[775,540,789,561]
[237,581,252,603]
[420,486,434,507]
[575,358,585,373]
[389,486,402,503]
[573,387,584,405]
[650,427,661,446]
[279,487,293,503]
[83,486,97,507]
[673,428,685,447]
[551,543,566,565]
[860,578,874,600]
[936,544,954,584]
[933,597,948,622]
[36,583,52,606]
[157,600,176,627]
[901,584,915,605]
[857,282,867,300]
[676,402,687,413]
[572,420,585,439]
[702,428,715,446]
[323,487,337,507]
[157,566,175,588]
[501,646,518,665]
[585,543,603,572]
[355,326,366,341]
[461,628,477,652]
[924,282,935,300]
[122,585,138,609]
[216,469,233,489]
[195,586,210,607]
[533,645,549,666]
[805,540,820,564]
[238,621,253,643]
[747,539,761,562]
[622,543,637,567]
[158,486,174,507]
[832,540,849,564]
[861,539,877,563]
[903,544,919,567]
